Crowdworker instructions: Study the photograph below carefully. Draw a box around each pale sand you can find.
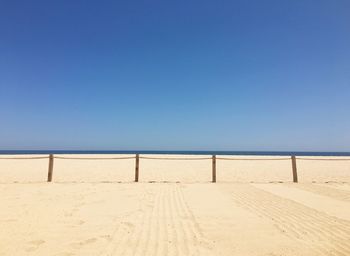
[0,154,350,255]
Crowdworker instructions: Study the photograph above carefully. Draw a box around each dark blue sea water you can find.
[0,150,350,156]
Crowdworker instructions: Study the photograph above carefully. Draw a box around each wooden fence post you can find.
[291,156,298,183]
[212,155,216,183]
[47,154,54,182]
[135,154,139,182]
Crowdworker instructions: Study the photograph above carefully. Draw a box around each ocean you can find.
[0,150,350,156]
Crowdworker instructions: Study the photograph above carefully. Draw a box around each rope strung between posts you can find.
[139,156,212,160]
[0,156,49,160]
[216,157,291,161]
[0,155,349,161]
[54,156,135,160]
[296,157,350,161]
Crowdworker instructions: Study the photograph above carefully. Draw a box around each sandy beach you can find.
[1,154,350,255]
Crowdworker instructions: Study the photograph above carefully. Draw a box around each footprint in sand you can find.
[122,221,134,228]
[78,220,85,225]
[2,218,17,222]
[100,234,113,241]
[25,240,45,252]
[70,238,97,249]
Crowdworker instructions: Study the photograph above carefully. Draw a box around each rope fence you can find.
[295,157,350,161]
[0,156,49,160]
[216,157,291,161]
[139,156,212,160]
[54,156,135,160]
[0,154,349,183]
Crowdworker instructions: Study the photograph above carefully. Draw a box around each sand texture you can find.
[0,154,350,255]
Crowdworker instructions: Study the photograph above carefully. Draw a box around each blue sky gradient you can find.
[1,0,349,151]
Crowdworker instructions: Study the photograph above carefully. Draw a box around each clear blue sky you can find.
[0,0,349,151]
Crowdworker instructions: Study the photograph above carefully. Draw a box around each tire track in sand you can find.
[227,185,350,256]
[101,184,211,256]
[286,184,350,202]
